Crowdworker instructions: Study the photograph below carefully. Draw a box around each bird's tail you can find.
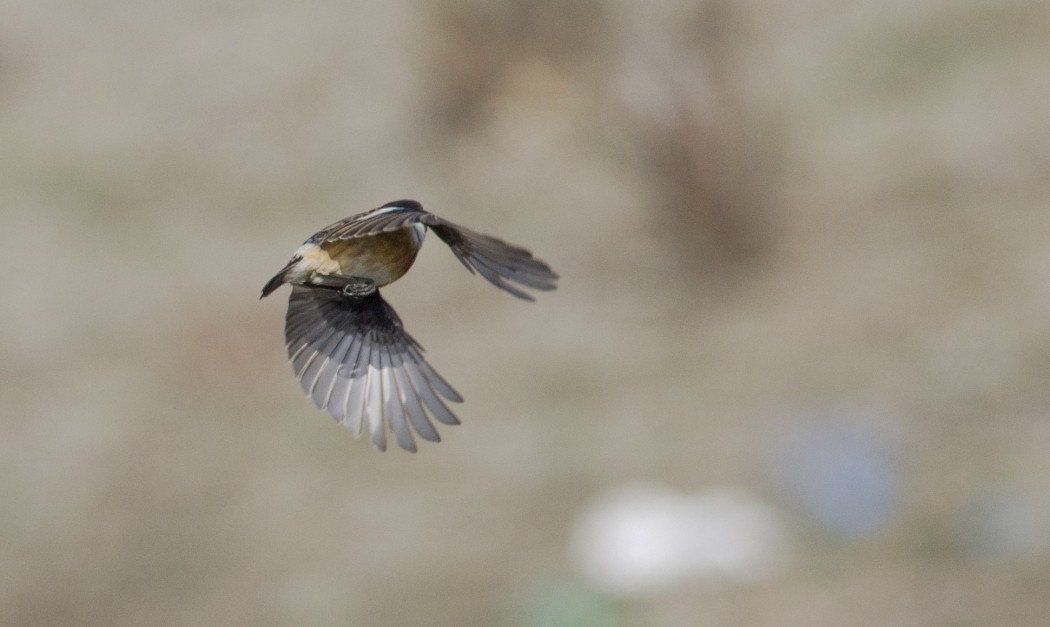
[260,259,298,298]
[284,286,462,452]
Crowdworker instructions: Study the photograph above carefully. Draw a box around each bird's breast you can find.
[307,225,424,287]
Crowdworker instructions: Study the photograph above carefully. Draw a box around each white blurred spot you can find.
[570,484,790,597]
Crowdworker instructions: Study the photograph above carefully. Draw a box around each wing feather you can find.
[424,218,558,300]
[343,341,370,438]
[363,334,386,452]
[380,346,415,452]
[325,337,362,423]
[389,350,440,442]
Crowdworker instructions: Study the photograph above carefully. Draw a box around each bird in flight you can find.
[261,199,558,452]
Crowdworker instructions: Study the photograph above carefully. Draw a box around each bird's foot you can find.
[340,278,377,298]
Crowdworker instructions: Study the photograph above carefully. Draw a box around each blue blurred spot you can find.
[767,407,905,539]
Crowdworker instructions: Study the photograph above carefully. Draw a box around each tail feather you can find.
[284,286,461,452]
[260,259,297,298]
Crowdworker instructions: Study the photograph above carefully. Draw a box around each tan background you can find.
[3,1,1049,625]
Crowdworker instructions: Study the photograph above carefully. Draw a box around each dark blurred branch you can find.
[620,0,782,277]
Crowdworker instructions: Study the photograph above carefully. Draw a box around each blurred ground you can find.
[2,1,1049,625]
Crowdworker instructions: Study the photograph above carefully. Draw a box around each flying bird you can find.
[261,199,558,452]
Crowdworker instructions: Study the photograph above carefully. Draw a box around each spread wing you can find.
[312,200,429,242]
[423,214,559,301]
[320,200,559,301]
[284,286,462,452]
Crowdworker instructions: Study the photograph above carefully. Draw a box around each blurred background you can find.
[2,0,1049,625]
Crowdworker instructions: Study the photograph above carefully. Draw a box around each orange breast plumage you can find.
[322,226,424,287]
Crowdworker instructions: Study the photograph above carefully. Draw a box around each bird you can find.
[261,199,558,452]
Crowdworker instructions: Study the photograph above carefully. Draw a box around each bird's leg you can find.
[340,277,377,298]
[307,273,377,297]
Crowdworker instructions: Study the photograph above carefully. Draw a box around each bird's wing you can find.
[421,214,559,301]
[313,200,428,242]
[320,199,558,300]
[285,286,462,453]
